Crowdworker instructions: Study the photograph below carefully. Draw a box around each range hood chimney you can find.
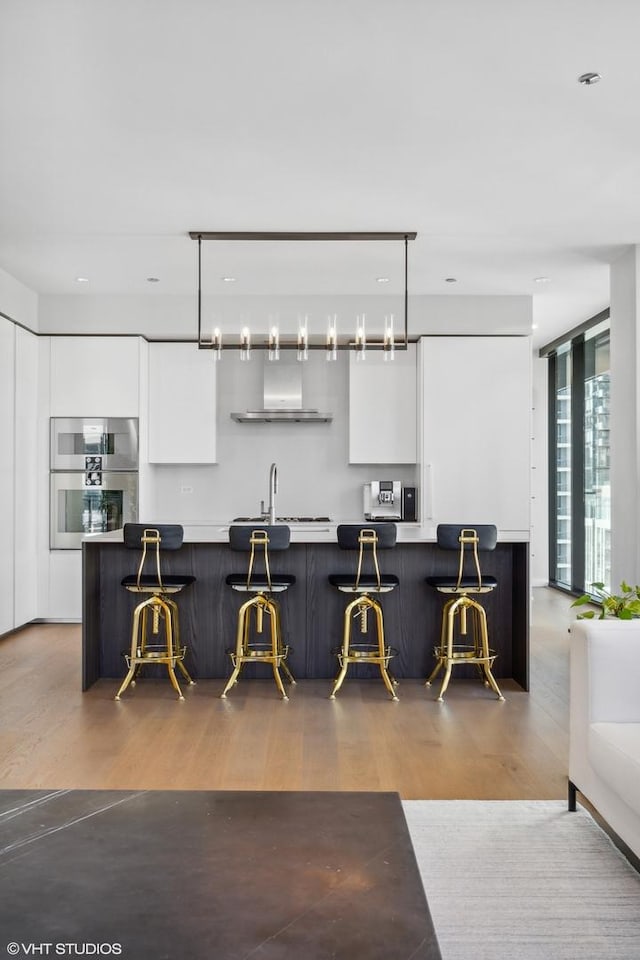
[231,357,333,423]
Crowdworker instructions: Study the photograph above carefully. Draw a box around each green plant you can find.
[571,581,640,619]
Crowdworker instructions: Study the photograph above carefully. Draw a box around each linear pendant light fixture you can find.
[189,231,417,359]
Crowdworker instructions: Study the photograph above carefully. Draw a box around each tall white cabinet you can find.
[0,320,39,633]
[0,319,16,634]
[419,336,531,536]
[14,327,39,625]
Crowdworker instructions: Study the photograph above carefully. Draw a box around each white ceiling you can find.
[1,0,636,346]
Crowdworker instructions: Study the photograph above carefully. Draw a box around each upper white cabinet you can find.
[349,343,417,464]
[148,342,217,464]
[49,336,141,415]
[419,336,531,534]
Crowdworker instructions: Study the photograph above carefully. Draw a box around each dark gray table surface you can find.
[0,789,441,960]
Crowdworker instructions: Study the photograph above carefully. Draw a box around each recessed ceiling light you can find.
[444,277,457,283]
[75,277,89,283]
[146,277,160,283]
[376,277,390,283]
[532,323,539,330]
[578,72,602,86]
[222,276,236,283]
[534,276,551,284]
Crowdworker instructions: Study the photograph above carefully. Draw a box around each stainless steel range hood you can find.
[231,358,333,423]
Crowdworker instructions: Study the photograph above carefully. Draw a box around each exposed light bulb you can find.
[240,326,251,361]
[212,327,222,361]
[355,313,366,361]
[268,323,280,361]
[326,314,338,362]
[297,315,309,362]
[383,314,395,362]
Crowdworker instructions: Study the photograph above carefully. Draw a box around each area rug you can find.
[403,800,640,960]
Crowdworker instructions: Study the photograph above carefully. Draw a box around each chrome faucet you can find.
[260,462,278,523]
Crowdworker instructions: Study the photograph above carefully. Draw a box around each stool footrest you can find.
[227,644,291,661]
[332,643,397,664]
[125,645,187,666]
[433,644,497,663]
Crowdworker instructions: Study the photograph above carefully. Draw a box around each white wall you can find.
[37,292,533,339]
[0,266,38,331]
[146,351,417,523]
[610,246,640,586]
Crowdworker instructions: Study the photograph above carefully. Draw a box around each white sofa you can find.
[569,619,640,860]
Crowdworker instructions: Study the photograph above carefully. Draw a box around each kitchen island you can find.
[82,523,529,691]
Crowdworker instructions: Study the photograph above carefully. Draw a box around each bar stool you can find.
[221,524,296,700]
[328,523,399,701]
[425,524,504,702]
[115,524,195,701]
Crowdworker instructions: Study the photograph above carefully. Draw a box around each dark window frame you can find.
[541,310,610,597]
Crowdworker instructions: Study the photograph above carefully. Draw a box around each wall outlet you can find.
[180,485,193,494]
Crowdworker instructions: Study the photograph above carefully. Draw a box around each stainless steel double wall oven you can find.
[50,417,138,549]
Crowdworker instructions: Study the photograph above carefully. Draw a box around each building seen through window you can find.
[547,315,610,594]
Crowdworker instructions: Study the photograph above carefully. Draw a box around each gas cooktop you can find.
[232,516,332,523]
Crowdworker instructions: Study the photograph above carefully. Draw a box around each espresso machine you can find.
[363,480,402,521]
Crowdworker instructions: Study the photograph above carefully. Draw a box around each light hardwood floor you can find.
[0,587,574,799]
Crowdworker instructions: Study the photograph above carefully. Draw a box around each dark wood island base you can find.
[82,536,529,692]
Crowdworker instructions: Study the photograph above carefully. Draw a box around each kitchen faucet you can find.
[260,462,278,523]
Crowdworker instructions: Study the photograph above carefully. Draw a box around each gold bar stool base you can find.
[221,592,295,701]
[329,595,399,702]
[115,594,194,701]
[426,594,504,702]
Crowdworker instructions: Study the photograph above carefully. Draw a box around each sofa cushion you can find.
[588,722,640,815]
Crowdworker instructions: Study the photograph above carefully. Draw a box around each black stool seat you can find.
[329,574,399,591]
[226,573,296,590]
[426,575,497,591]
[122,573,196,591]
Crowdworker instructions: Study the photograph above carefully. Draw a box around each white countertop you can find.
[83,522,530,545]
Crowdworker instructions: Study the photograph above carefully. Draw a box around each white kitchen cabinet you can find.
[49,336,141,415]
[419,336,531,534]
[348,343,417,464]
[47,552,82,621]
[14,327,39,626]
[0,319,15,634]
[148,342,217,463]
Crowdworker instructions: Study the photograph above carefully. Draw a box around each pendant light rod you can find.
[197,233,203,346]
[404,233,408,347]
[189,231,416,241]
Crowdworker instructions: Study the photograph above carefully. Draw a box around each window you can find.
[545,314,610,594]
[583,328,610,590]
